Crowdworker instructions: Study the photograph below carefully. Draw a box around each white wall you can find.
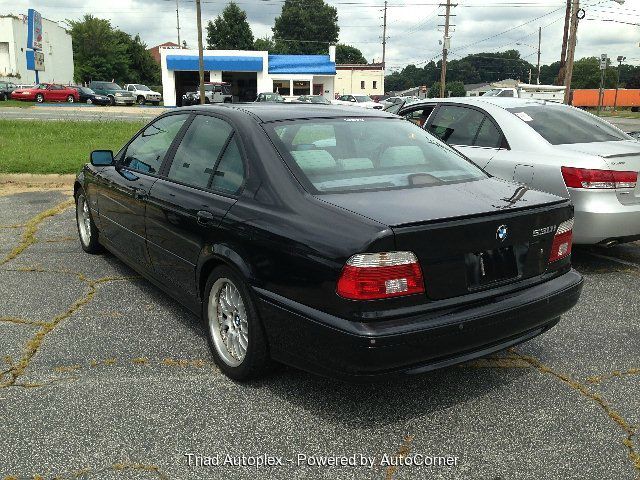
[0,16,73,84]
[335,67,384,96]
[161,49,270,107]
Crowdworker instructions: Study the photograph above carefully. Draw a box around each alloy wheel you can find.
[208,278,249,367]
[76,194,91,246]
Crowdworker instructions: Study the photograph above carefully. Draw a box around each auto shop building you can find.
[160,47,337,106]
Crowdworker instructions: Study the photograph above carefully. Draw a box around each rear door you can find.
[96,113,190,268]
[426,104,506,169]
[145,113,246,295]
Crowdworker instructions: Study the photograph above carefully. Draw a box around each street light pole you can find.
[614,55,626,112]
[196,0,205,105]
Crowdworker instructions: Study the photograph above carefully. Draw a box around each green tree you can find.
[254,36,276,51]
[447,81,466,97]
[114,31,160,85]
[427,82,440,98]
[570,57,618,89]
[68,15,129,84]
[272,0,339,55]
[206,2,254,50]
[335,44,367,64]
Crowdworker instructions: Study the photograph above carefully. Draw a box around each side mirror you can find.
[90,150,114,166]
[350,98,356,102]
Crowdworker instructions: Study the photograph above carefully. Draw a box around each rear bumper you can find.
[255,269,583,381]
[570,188,640,244]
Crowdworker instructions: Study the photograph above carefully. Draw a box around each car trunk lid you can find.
[320,178,571,300]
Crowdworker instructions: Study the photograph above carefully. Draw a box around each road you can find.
[0,188,639,479]
[0,105,164,122]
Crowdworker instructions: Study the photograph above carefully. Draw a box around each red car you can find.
[11,83,79,103]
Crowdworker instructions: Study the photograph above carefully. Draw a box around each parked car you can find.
[123,84,163,105]
[74,104,583,381]
[10,83,79,103]
[297,95,331,104]
[333,94,383,109]
[88,81,135,106]
[0,81,17,101]
[74,86,111,105]
[256,92,285,102]
[391,97,640,245]
[183,83,233,105]
[483,84,565,103]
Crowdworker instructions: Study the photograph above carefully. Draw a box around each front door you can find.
[96,113,190,268]
[313,84,323,95]
[145,114,246,295]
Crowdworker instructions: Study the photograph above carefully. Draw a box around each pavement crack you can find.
[0,199,74,266]
[0,274,138,388]
[587,368,640,385]
[0,316,47,327]
[510,349,640,475]
[384,434,414,480]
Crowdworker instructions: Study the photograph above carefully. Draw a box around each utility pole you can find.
[536,26,541,84]
[382,1,388,68]
[556,0,571,85]
[563,0,579,104]
[439,0,454,98]
[176,0,181,48]
[196,0,205,105]
[614,55,626,112]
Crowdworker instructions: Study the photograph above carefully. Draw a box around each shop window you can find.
[293,81,310,96]
[274,80,290,96]
[360,81,365,89]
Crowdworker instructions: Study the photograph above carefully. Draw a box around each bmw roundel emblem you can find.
[496,225,508,241]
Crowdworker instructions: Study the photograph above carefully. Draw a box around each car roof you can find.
[409,96,553,110]
[182,103,396,122]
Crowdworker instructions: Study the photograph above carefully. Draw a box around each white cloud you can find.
[4,0,639,68]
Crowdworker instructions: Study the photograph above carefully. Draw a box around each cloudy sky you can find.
[3,0,639,70]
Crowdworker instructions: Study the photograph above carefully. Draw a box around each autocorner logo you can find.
[496,224,508,241]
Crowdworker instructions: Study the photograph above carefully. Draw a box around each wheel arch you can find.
[196,244,256,302]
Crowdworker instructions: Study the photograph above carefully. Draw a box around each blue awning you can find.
[268,55,336,75]
[166,55,263,72]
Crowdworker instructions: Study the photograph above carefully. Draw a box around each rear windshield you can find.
[506,105,629,144]
[266,118,487,194]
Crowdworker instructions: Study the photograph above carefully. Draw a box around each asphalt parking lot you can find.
[1,188,639,480]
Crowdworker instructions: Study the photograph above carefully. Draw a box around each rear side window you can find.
[267,118,486,194]
[121,114,188,174]
[428,106,485,146]
[474,118,502,148]
[210,137,245,194]
[167,115,233,189]
[506,105,629,144]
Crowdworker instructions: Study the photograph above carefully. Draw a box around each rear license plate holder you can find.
[466,246,518,288]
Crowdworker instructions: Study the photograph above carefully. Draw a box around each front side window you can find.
[167,115,233,189]
[498,90,514,97]
[404,106,435,128]
[354,95,373,103]
[428,105,486,146]
[121,114,188,174]
[506,105,630,145]
[267,117,486,194]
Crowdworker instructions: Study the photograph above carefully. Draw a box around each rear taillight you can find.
[549,218,574,263]
[561,167,637,189]
[336,251,425,300]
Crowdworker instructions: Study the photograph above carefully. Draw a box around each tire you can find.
[152,102,160,106]
[66,95,75,103]
[75,189,103,254]
[203,265,270,380]
[205,97,211,104]
[86,98,93,104]
[1,93,6,101]
[35,94,44,103]
[137,95,145,105]
[108,95,115,106]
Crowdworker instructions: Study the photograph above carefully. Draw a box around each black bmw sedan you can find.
[74,104,583,381]
[75,86,111,106]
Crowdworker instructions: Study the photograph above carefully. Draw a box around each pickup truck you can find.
[88,81,135,106]
[482,84,566,103]
[123,84,162,105]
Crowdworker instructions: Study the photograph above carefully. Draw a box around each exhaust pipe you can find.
[600,239,619,248]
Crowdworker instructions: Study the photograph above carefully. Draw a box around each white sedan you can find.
[333,94,383,109]
[390,97,640,246]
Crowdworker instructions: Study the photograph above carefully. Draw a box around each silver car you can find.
[390,97,640,245]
